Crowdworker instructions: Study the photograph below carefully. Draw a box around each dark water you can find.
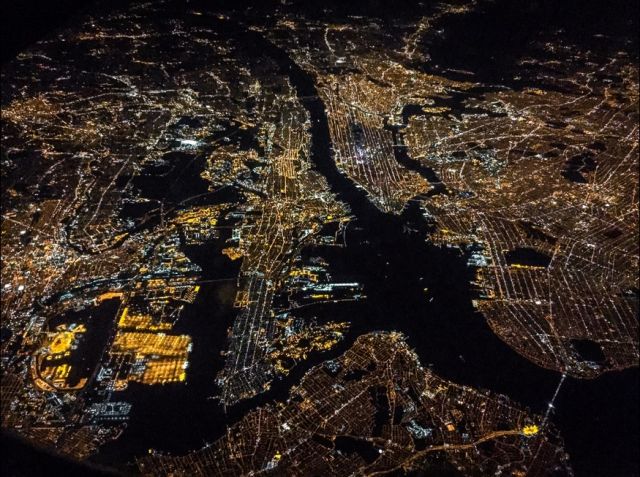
[562,152,598,184]
[504,247,552,268]
[0,3,615,475]
[131,152,210,205]
[1,430,119,477]
[384,113,447,195]
[90,16,640,477]
[570,339,606,364]
[416,0,638,87]
[238,25,639,477]
[94,222,243,469]
[246,25,561,403]
[557,369,639,477]
[334,436,379,464]
[45,298,120,389]
[1,0,636,475]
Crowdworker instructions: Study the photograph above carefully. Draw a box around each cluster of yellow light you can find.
[522,424,540,436]
[47,324,86,356]
[141,278,200,304]
[173,206,219,227]
[96,291,124,303]
[222,247,244,261]
[117,307,172,331]
[30,324,90,391]
[39,363,81,390]
[33,361,88,392]
[310,294,330,300]
[509,263,546,270]
[110,232,129,246]
[233,290,250,308]
[118,307,130,327]
[112,332,189,356]
[111,332,190,385]
[49,332,74,355]
[289,268,319,282]
[1,95,57,124]
[143,359,187,385]
[41,363,71,381]
[270,322,348,375]
[421,106,450,114]
[145,279,166,289]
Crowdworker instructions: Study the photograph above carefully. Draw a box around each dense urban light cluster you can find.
[1,0,637,475]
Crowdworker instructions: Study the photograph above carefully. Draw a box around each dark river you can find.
[91,16,639,477]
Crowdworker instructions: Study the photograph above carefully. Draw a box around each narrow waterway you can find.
[94,17,638,477]
[242,25,561,404]
[243,24,639,477]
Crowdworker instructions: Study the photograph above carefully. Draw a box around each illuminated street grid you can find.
[0,0,636,471]
[215,90,350,404]
[259,10,639,377]
[139,332,570,477]
[1,2,254,457]
[403,40,639,377]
